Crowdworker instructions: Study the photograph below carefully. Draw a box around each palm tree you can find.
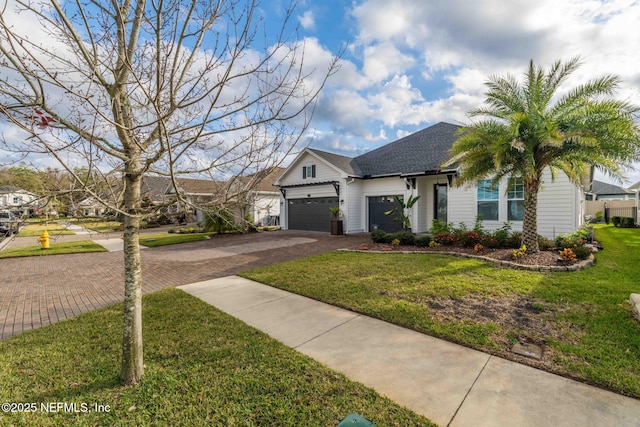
[446,57,640,253]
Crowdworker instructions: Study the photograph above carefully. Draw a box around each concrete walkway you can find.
[179,276,640,427]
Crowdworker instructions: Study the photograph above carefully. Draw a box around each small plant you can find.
[594,211,604,223]
[473,214,486,235]
[490,222,512,248]
[391,231,416,246]
[572,244,594,260]
[429,240,441,249]
[460,230,482,247]
[167,228,176,234]
[430,219,452,234]
[512,245,527,260]
[434,232,456,245]
[415,235,432,247]
[507,231,523,249]
[391,238,400,248]
[473,243,484,253]
[537,235,554,250]
[329,206,341,220]
[384,195,420,230]
[370,229,390,243]
[559,247,577,262]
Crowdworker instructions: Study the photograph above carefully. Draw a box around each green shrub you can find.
[459,230,482,248]
[490,222,512,248]
[612,216,621,227]
[572,244,593,260]
[483,235,500,249]
[370,229,389,243]
[556,226,594,247]
[204,207,236,233]
[391,231,416,246]
[430,219,452,234]
[167,228,176,234]
[537,235,554,250]
[434,232,456,245]
[415,235,432,247]
[473,214,486,235]
[507,231,522,248]
[620,217,636,228]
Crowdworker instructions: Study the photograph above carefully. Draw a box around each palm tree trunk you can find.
[522,176,541,253]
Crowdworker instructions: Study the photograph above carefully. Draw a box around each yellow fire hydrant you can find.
[37,230,50,249]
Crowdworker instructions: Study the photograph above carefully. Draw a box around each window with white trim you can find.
[302,165,316,179]
[477,179,499,221]
[507,177,524,221]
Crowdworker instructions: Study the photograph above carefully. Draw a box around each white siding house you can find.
[276,123,589,238]
[0,186,39,216]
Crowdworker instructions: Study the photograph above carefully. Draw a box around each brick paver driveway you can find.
[0,230,369,340]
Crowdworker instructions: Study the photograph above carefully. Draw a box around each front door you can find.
[434,184,448,223]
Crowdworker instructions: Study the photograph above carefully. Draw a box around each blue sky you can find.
[277,0,640,184]
[2,0,640,185]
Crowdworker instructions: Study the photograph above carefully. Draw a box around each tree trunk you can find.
[120,171,144,385]
[522,176,541,253]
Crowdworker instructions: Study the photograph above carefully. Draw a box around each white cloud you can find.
[298,10,315,31]
[362,42,415,82]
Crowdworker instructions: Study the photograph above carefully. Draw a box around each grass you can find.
[242,225,640,398]
[0,289,434,426]
[0,240,108,258]
[74,220,122,233]
[139,232,214,247]
[18,223,75,237]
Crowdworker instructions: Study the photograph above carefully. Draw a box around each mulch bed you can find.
[352,242,581,268]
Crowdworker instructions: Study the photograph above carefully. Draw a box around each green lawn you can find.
[0,240,107,258]
[0,289,433,427]
[139,232,214,247]
[18,223,75,237]
[74,220,122,233]
[242,225,640,398]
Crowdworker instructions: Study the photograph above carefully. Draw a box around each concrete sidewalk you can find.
[179,276,640,427]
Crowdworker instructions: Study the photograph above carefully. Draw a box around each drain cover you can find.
[511,342,543,359]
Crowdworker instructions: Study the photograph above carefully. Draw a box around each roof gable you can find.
[307,149,362,176]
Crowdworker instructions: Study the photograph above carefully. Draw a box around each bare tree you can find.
[0,0,339,385]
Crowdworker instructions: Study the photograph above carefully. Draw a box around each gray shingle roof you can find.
[307,122,462,177]
[590,180,634,195]
[354,122,461,176]
[307,149,363,176]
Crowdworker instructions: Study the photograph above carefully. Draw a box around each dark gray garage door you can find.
[288,197,339,232]
[369,195,403,233]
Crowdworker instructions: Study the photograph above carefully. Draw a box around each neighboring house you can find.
[140,170,281,225]
[586,180,636,201]
[77,196,105,216]
[0,185,39,216]
[275,122,588,238]
[238,167,283,226]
